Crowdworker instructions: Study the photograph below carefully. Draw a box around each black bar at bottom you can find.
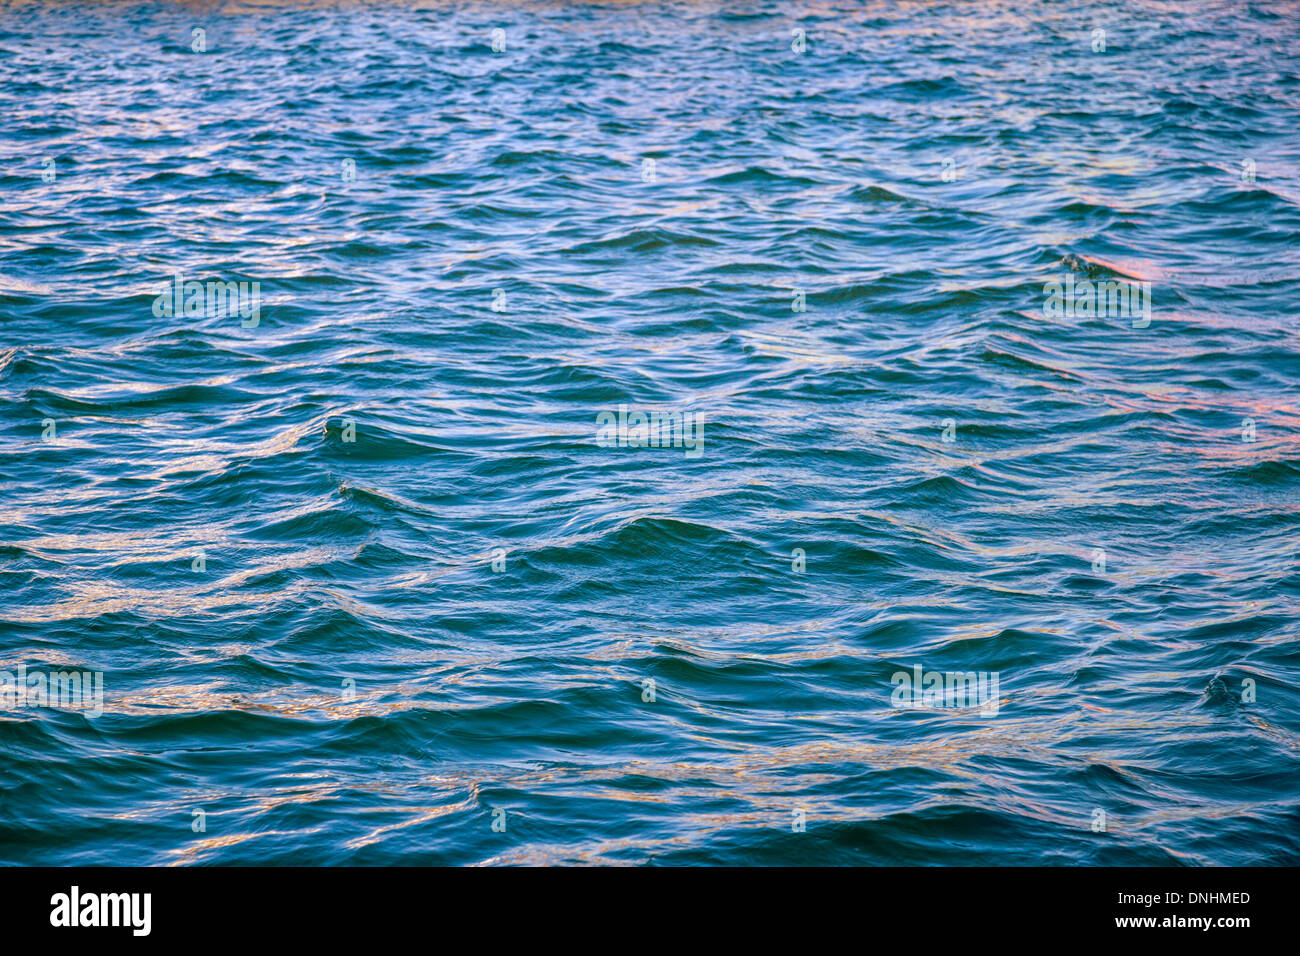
[0,866,1282,942]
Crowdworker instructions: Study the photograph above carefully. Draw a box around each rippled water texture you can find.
[1,0,1299,865]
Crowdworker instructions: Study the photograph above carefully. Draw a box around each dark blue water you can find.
[2,0,1299,865]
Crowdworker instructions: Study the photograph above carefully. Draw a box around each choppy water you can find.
[2,0,1299,866]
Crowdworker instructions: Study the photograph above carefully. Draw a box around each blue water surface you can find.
[1,0,1299,865]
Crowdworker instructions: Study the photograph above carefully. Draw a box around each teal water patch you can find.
[0,0,1298,865]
